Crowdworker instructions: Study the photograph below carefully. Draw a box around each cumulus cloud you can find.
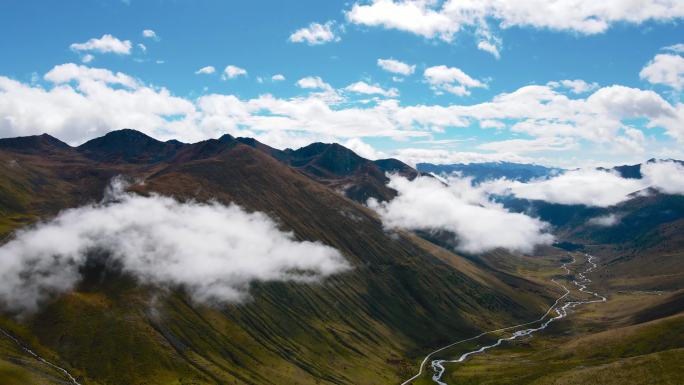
[296,76,333,91]
[377,58,416,76]
[346,1,457,41]
[344,81,398,97]
[640,53,684,90]
[222,65,247,79]
[2,64,684,156]
[289,21,340,45]
[424,65,486,96]
[195,66,216,75]
[44,63,139,88]
[70,34,132,55]
[271,74,286,81]
[346,0,684,52]
[0,179,348,313]
[370,175,554,253]
[0,64,195,144]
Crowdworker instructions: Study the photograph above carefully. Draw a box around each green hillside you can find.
[0,133,558,385]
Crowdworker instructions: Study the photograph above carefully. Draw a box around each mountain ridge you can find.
[0,129,557,385]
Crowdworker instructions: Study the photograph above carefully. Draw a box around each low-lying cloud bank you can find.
[482,160,684,207]
[369,175,554,254]
[484,169,646,207]
[0,181,348,313]
[370,161,684,252]
[641,161,684,195]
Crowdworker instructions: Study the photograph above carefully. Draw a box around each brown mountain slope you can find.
[0,131,559,385]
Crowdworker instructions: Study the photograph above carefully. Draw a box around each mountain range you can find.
[0,129,682,385]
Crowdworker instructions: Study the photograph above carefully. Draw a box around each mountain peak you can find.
[77,128,184,163]
[0,133,71,154]
[289,142,366,176]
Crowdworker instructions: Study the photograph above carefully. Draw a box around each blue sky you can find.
[1,0,684,167]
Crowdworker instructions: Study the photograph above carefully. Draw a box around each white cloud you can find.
[289,21,340,45]
[473,161,684,208]
[346,1,684,42]
[663,43,684,53]
[424,65,486,96]
[391,148,536,167]
[2,64,684,159]
[0,64,194,144]
[346,1,458,41]
[81,54,94,63]
[478,137,577,154]
[0,180,348,313]
[485,169,647,207]
[142,29,158,39]
[588,213,620,227]
[344,81,398,97]
[641,160,684,194]
[223,65,247,79]
[195,66,216,75]
[44,63,139,88]
[548,79,599,94]
[477,40,501,59]
[640,53,684,90]
[377,58,416,75]
[296,76,333,91]
[272,74,286,81]
[480,119,505,129]
[370,175,554,253]
[343,138,385,160]
[137,43,147,53]
[70,34,132,55]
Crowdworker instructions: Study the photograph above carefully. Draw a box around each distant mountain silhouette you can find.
[77,128,185,163]
[0,133,70,154]
[417,161,561,182]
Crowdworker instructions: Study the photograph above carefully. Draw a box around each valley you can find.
[403,253,608,385]
[402,245,684,385]
[2,4,684,384]
[0,131,682,385]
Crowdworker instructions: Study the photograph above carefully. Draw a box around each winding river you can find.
[401,253,607,385]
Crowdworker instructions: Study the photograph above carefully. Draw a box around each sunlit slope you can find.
[0,132,556,385]
[441,290,684,385]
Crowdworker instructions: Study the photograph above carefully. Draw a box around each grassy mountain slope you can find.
[441,287,684,384]
[0,131,558,385]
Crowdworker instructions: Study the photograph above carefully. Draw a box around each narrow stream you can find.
[0,327,81,385]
